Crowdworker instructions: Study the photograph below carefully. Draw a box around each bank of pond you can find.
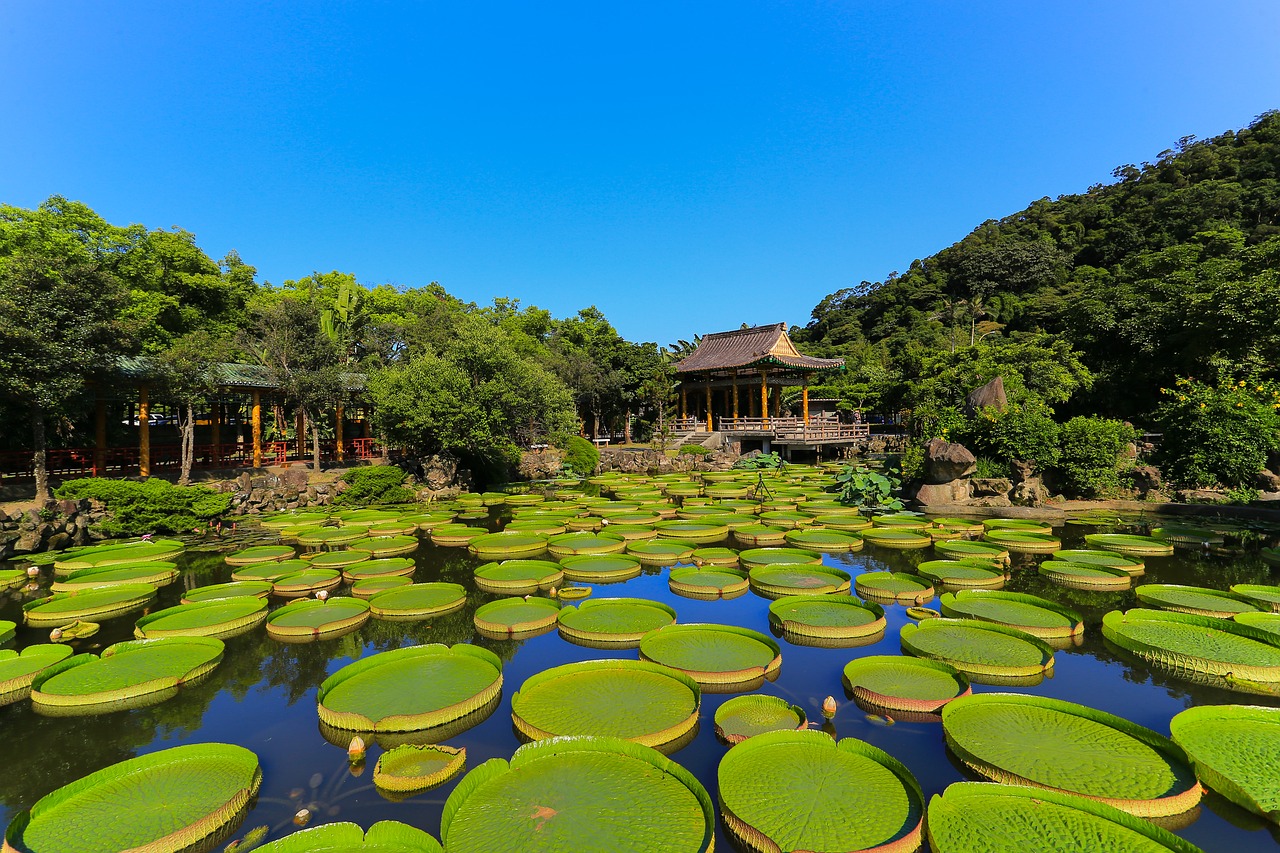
[2,465,1280,851]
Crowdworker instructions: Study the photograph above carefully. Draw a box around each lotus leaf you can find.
[373,745,471,798]
[369,582,467,621]
[557,598,677,647]
[717,729,924,852]
[318,643,502,732]
[473,560,563,594]
[181,580,273,604]
[295,526,366,546]
[942,693,1201,817]
[900,618,1054,678]
[23,584,157,628]
[782,528,863,552]
[31,636,224,714]
[511,659,699,748]
[266,597,371,641]
[982,530,1062,553]
[1085,533,1174,557]
[256,820,443,852]
[854,571,935,603]
[0,645,74,706]
[713,695,806,743]
[473,597,561,638]
[1101,609,1280,692]
[135,598,269,640]
[668,567,749,600]
[639,623,781,687]
[271,568,343,599]
[737,547,822,570]
[1169,704,1280,823]
[917,560,1007,589]
[841,655,971,713]
[225,545,295,566]
[51,561,178,591]
[52,539,184,572]
[1038,560,1132,590]
[767,595,884,641]
[440,736,713,853]
[1052,548,1145,574]
[940,590,1084,639]
[653,521,730,543]
[429,525,489,546]
[934,540,1009,562]
[343,557,416,581]
[559,554,643,583]
[732,525,789,546]
[307,549,373,568]
[1,743,261,853]
[351,576,413,599]
[860,527,932,548]
[1135,583,1259,617]
[926,783,1204,852]
[347,535,419,558]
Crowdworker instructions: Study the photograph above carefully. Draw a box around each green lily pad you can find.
[934,540,1009,563]
[265,597,371,642]
[982,530,1062,553]
[717,730,924,852]
[230,558,314,582]
[0,569,24,591]
[854,571,935,604]
[1231,584,1280,612]
[942,693,1201,817]
[1102,609,1280,693]
[639,624,781,689]
[511,659,700,749]
[256,821,443,852]
[31,636,224,715]
[468,532,549,560]
[1053,549,1145,575]
[347,535,419,558]
[23,584,157,628]
[225,545,295,566]
[181,580,272,604]
[1170,704,1280,824]
[1153,525,1225,546]
[295,526,367,546]
[473,560,563,594]
[600,524,659,541]
[271,568,343,598]
[338,509,405,526]
[559,554,643,583]
[51,562,178,591]
[871,513,931,530]
[350,576,414,599]
[134,597,269,640]
[1263,547,1280,567]
[860,528,932,548]
[782,528,863,553]
[737,547,823,571]
[473,597,561,638]
[1039,560,1133,590]
[546,532,627,558]
[440,737,713,852]
[940,590,1084,639]
[260,511,332,529]
[1085,534,1174,557]
[307,549,374,568]
[0,644,75,706]
[767,595,884,643]
[652,521,730,543]
[842,655,971,714]
[343,557,416,581]
[732,524,789,546]
[982,518,1053,531]
[506,519,567,535]
[917,560,1007,589]
[926,782,1204,852]
[318,643,503,733]
[748,565,851,599]
[1,743,261,853]
[625,539,697,566]
[429,525,489,546]
[819,514,874,532]
[900,618,1055,681]
[668,567,750,600]
[689,547,739,567]
[52,540,184,572]
[755,511,811,529]
[557,598,677,648]
[374,745,467,796]
[1136,584,1260,617]
[713,695,807,743]
[369,582,467,621]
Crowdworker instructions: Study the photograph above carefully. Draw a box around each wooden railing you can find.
[717,417,870,441]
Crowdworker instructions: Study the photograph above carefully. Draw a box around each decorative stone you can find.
[923,439,977,484]
[964,376,1007,415]
[970,477,1012,497]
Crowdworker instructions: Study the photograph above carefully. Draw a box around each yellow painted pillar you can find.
[336,403,345,461]
[138,384,151,477]
[94,398,107,475]
[705,383,713,431]
[680,386,687,420]
[802,384,810,424]
[251,390,263,468]
[760,370,769,425]
[731,370,739,419]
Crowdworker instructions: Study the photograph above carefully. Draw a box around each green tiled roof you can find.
[114,356,365,392]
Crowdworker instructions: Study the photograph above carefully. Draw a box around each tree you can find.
[155,330,233,485]
[0,257,128,501]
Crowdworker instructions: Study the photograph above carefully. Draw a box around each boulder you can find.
[1255,470,1280,493]
[279,468,309,489]
[1176,489,1232,505]
[964,376,1008,415]
[1010,460,1036,483]
[1010,478,1049,508]
[923,439,977,484]
[969,495,1013,508]
[914,480,971,506]
[970,477,1012,497]
[1130,464,1162,495]
[519,448,565,481]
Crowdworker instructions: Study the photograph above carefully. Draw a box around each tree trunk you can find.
[311,410,322,471]
[31,405,49,503]
[179,402,194,486]
[623,407,631,444]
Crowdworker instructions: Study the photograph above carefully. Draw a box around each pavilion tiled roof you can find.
[114,356,366,392]
[674,323,844,374]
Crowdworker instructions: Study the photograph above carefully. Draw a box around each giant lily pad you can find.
[626,540,696,566]
[782,528,863,553]
[756,511,811,529]
[52,539,184,572]
[350,576,413,599]
[31,636,224,715]
[134,597,269,640]
[917,560,1007,589]
[0,645,74,706]
[819,514,873,532]
[23,584,157,628]
[295,526,366,547]
[748,565,851,599]
[982,530,1062,553]
[926,783,1204,853]
[940,590,1084,639]
[942,693,1201,817]
[473,597,561,638]
[230,558,314,582]
[1231,584,1280,612]
[854,571,935,604]
[732,524,789,547]
[871,513,931,530]
[473,560,563,594]
[1135,584,1260,617]
[900,618,1054,681]
[1085,534,1174,557]
[348,535,419,558]
[1169,704,1280,824]
[1,743,261,853]
[546,532,627,558]
[860,528,932,549]
[225,545,295,566]
[557,598,677,648]
[256,821,443,852]
[1263,547,1280,567]
[265,597,371,642]
[653,521,730,543]
[842,655,971,714]
[1053,549,1145,575]
[639,624,781,689]
[308,549,373,569]
[429,525,489,546]
[343,557,416,582]
[0,569,24,591]
[717,730,924,852]
[374,746,467,796]
[559,554,643,583]
[468,532,549,560]
[737,547,822,571]
[181,580,272,604]
[369,582,467,621]
[689,547,739,567]
[934,540,1009,563]
[713,695,807,743]
[511,659,700,749]
[441,736,713,852]
[260,511,332,529]
[318,643,502,733]
[272,568,343,599]
[668,567,749,600]
[767,595,884,644]
[1038,560,1132,590]
[51,562,178,591]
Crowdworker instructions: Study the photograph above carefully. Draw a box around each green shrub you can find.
[958,403,1061,470]
[973,456,1012,479]
[561,436,600,476]
[336,465,415,505]
[55,478,232,537]
[734,451,783,470]
[898,443,925,483]
[833,464,904,514]
[678,444,712,456]
[1054,416,1137,497]
[1154,376,1280,488]
[908,401,968,442]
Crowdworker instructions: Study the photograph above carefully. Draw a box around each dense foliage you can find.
[1154,377,1280,488]
[560,436,601,476]
[833,464,904,515]
[1055,416,1137,498]
[335,465,415,506]
[54,478,231,537]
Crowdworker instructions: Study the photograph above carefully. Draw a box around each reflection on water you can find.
[2,509,1280,851]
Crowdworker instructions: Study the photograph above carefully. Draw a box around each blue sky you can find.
[2,2,1278,344]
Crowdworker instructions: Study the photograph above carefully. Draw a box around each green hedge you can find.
[561,436,600,476]
[336,465,415,505]
[678,444,712,456]
[1053,417,1136,498]
[55,479,231,537]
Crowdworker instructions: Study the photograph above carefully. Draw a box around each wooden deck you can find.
[675,416,870,445]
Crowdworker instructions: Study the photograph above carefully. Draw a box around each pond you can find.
[2,494,1279,851]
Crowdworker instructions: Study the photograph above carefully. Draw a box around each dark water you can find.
[3,510,1280,852]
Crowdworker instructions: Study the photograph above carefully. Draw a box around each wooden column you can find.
[760,370,769,425]
[336,403,345,461]
[772,387,781,418]
[731,370,739,419]
[295,410,306,458]
[680,386,687,420]
[802,383,810,424]
[704,383,712,431]
[138,385,151,477]
[94,398,107,475]
[251,390,263,468]
[210,398,221,465]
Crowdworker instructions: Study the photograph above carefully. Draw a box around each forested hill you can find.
[792,111,1280,419]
